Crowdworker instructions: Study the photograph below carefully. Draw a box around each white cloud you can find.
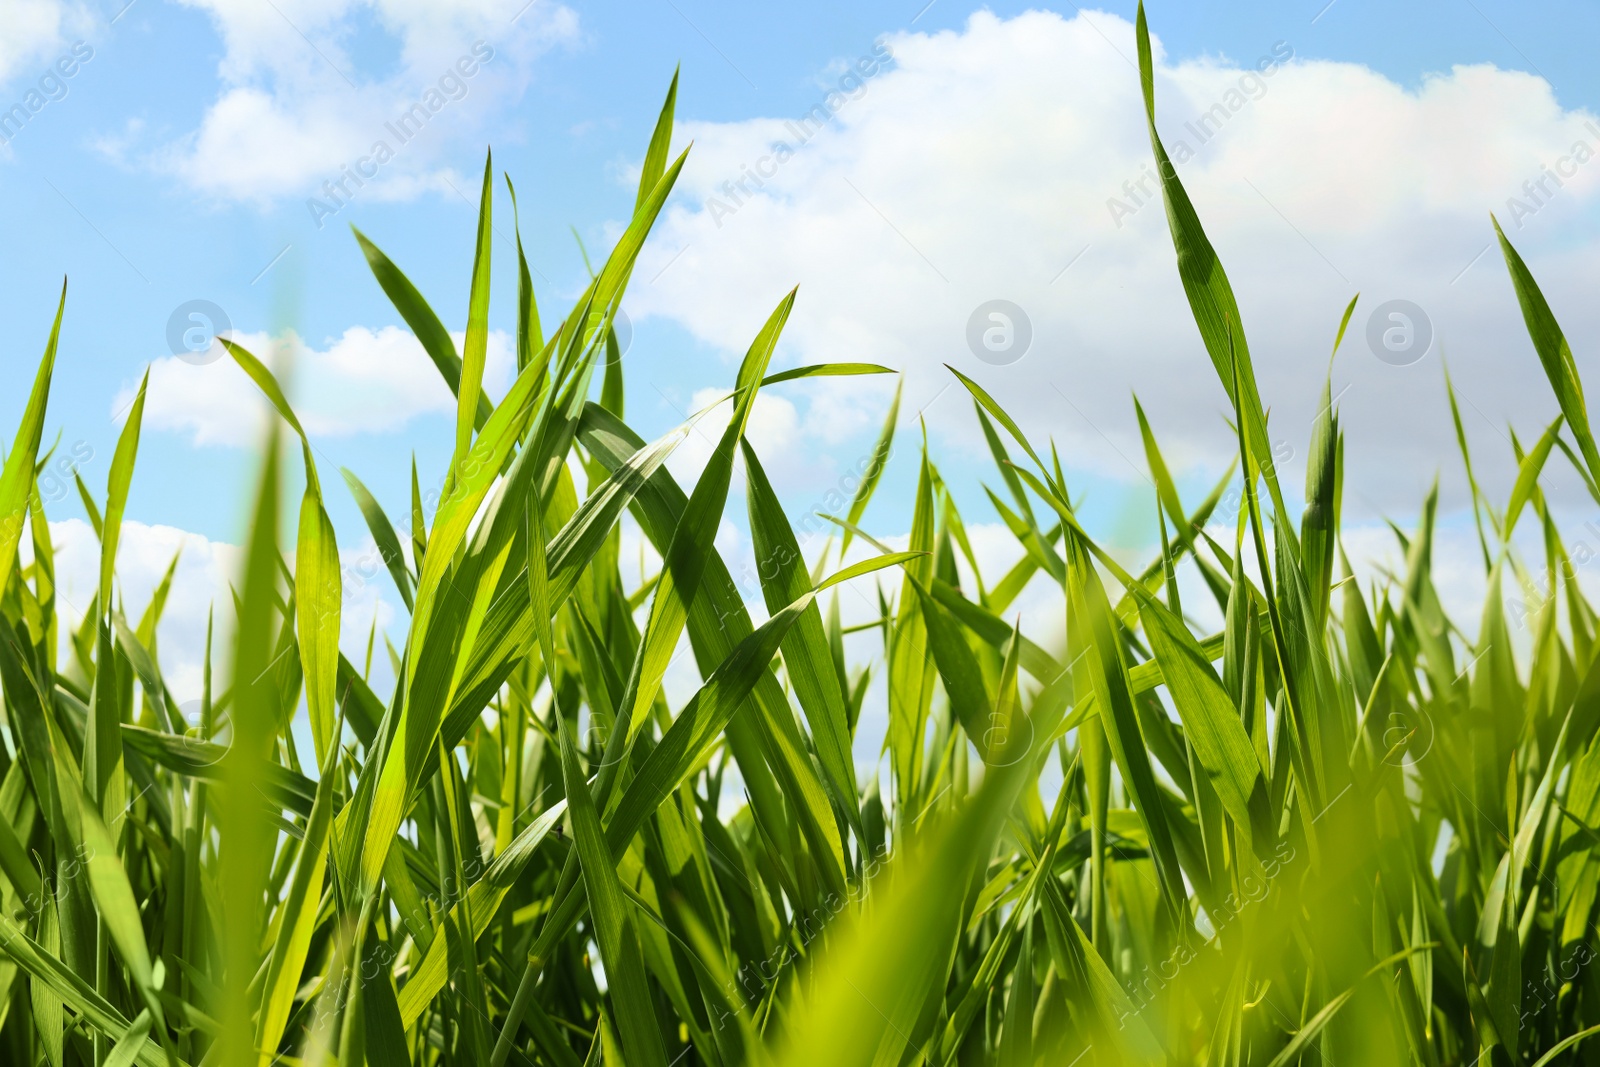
[664,386,802,486]
[48,518,238,702]
[655,381,903,538]
[116,324,515,447]
[134,0,579,202]
[0,0,89,88]
[45,517,401,707]
[630,9,1600,517]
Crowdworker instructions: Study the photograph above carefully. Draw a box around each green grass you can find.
[1,5,1599,1064]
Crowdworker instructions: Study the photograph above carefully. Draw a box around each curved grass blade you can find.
[339,467,414,612]
[1494,216,1600,485]
[457,149,494,465]
[0,281,65,597]
[353,227,493,431]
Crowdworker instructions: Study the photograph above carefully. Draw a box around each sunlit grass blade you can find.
[1494,215,1600,485]
[457,149,494,465]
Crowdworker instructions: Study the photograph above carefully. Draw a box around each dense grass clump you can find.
[1,6,1599,1065]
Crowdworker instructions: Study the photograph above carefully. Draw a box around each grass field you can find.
[0,5,1598,1064]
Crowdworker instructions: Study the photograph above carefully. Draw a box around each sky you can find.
[3,0,1598,710]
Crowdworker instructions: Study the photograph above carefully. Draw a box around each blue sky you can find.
[4,0,1598,697]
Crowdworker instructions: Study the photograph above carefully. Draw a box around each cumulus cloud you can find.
[45,519,238,702]
[628,8,1600,517]
[115,324,514,447]
[43,517,399,708]
[663,387,802,485]
[0,0,90,88]
[131,0,578,203]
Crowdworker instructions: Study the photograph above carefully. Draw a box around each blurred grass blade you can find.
[457,149,495,465]
[559,720,669,1067]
